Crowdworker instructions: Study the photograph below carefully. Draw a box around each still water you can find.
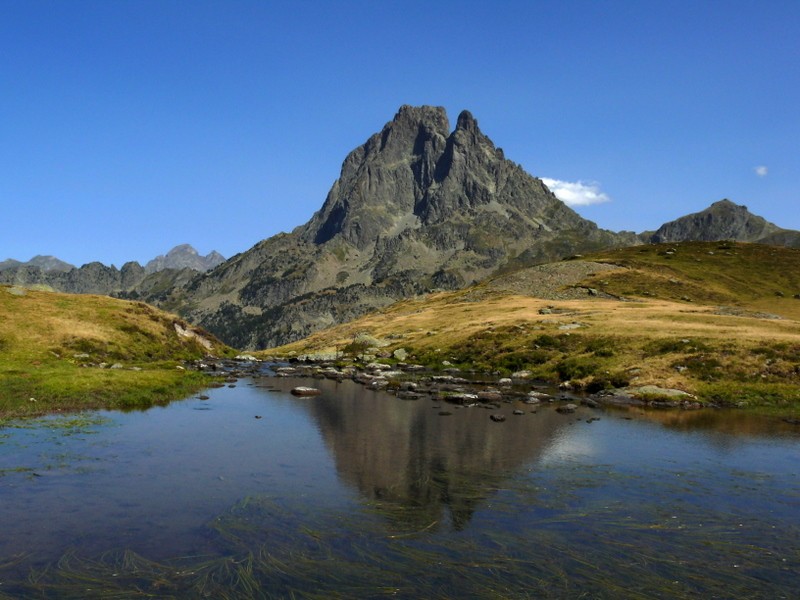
[0,375,798,598]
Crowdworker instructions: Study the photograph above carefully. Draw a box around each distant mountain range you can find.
[0,244,225,294]
[4,106,798,350]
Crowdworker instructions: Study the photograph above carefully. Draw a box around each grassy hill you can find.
[269,242,800,414]
[0,285,233,418]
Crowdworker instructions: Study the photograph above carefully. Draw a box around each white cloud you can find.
[755,165,768,177]
[541,178,611,206]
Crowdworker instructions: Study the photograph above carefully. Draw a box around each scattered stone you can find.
[368,378,389,390]
[632,385,694,398]
[490,414,506,422]
[556,404,578,414]
[513,409,524,416]
[393,348,408,361]
[438,411,453,416]
[291,386,321,397]
[477,390,503,402]
[197,395,210,400]
[498,378,512,386]
[235,354,258,361]
[511,370,532,379]
[444,393,479,404]
[365,362,391,371]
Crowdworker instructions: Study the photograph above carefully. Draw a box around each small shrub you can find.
[585,371,631,393]
[644,338,710,356]
[677,355,723,381]
[555,357,600,381]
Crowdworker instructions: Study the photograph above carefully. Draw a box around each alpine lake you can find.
[0,364,798,599]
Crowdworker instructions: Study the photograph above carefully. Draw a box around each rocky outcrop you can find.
[145,244,225,274]
[641,199,789,244]
[175,105,630,349]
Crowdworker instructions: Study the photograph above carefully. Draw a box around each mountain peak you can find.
[0,255,75,272]
[145,245,225,274]
[180,105,624,348]
[455,109,478,132]
[646,199,781,244]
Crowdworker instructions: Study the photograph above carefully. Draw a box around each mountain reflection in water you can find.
[276,377,568,531]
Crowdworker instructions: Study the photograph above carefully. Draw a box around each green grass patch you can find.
[0,285,234,418]
[0,361,217,418]
[696,382,800,415]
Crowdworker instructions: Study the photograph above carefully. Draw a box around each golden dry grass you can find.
[268,242,800,412]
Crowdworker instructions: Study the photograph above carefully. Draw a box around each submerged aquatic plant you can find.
[5,466,798,599]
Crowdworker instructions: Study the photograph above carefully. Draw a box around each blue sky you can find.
[2,0,798,267]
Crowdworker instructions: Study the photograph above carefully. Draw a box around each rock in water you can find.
[291,387,322,397]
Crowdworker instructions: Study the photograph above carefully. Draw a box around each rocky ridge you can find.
[0,255,75,272]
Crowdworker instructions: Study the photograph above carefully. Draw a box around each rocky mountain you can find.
[0,255,75,272]
[173,105,634,349]
[640,199,798,245]
[145,244,226,274]
[6,108,797,353]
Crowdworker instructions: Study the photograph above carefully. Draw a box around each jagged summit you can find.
[303,105,586,250]
[145,244,225,274]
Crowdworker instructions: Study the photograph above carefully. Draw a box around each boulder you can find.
[291,387,321,397]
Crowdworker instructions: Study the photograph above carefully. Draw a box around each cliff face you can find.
[175,106,628,349]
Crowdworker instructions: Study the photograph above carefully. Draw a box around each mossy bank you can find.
[0,285,234,419]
